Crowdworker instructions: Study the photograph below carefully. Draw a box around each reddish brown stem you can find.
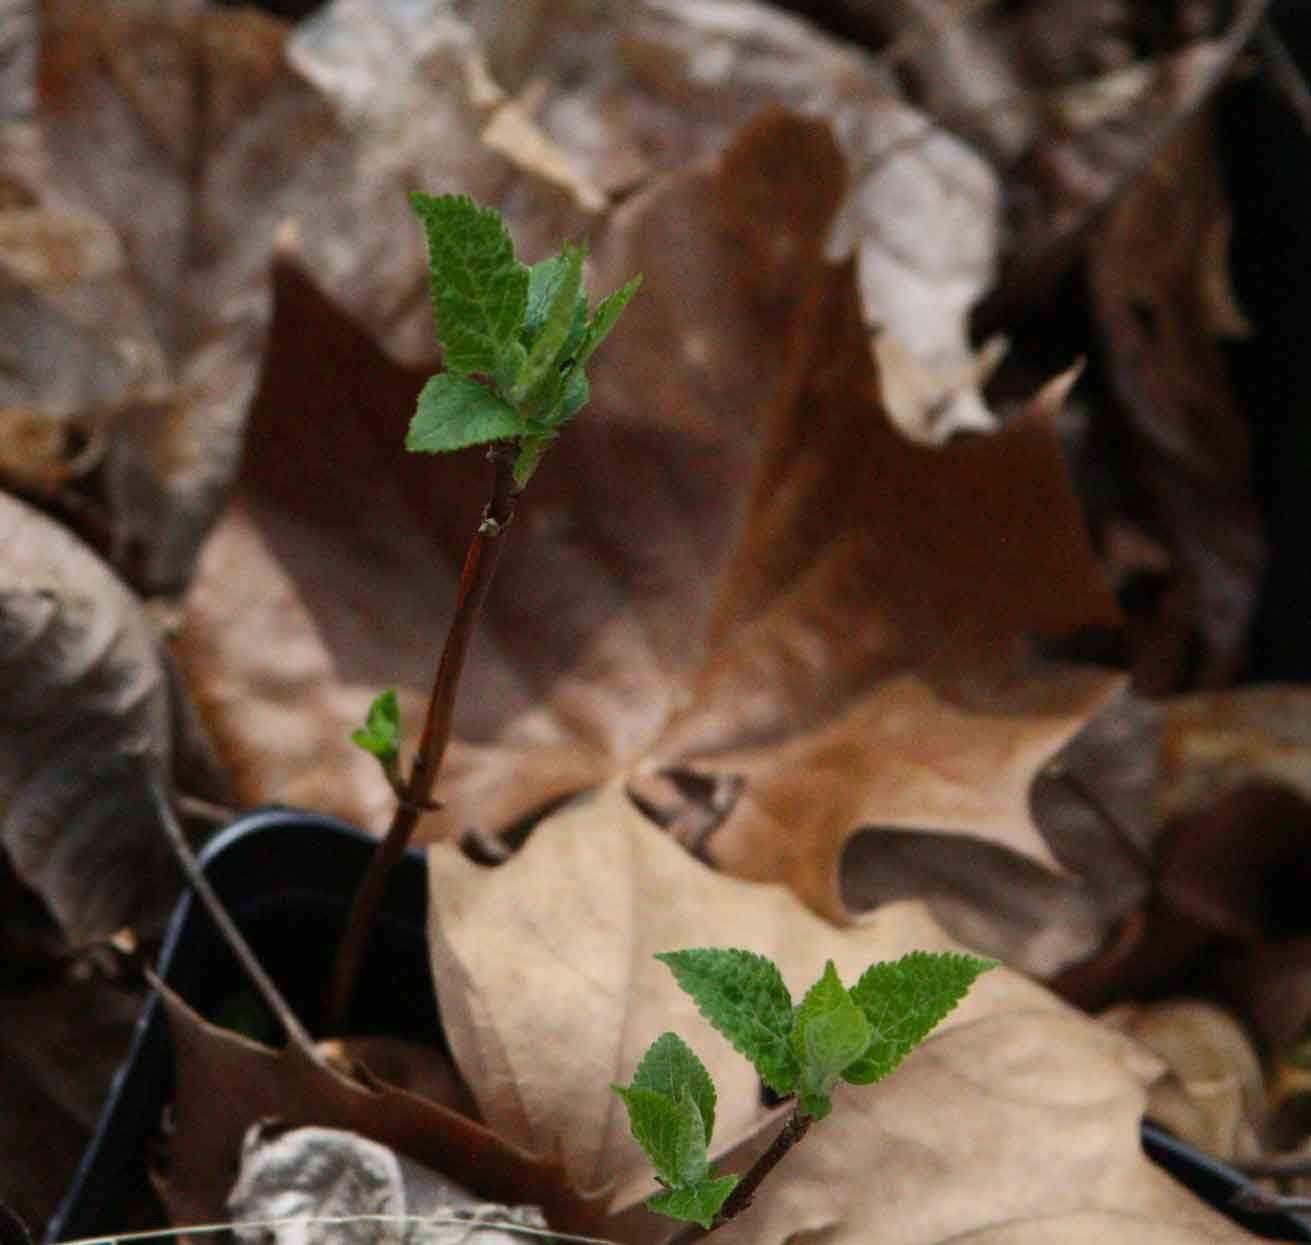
[326,444,520,1032]
[668,1107,814,1243]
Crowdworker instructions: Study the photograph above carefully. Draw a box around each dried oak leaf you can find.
[176,109,1127,970]
[428,780,1261,1244]
[0,490,180,939]
[155,984,609,1235]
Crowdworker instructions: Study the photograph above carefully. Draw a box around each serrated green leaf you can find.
[406,372,521,454]
[656,949,798,1093]
[575,273,642,368]
[409,192,528,374]
[512,242,586,405]
[842,951,996,1086]
[791,961,870,1119]
[612,1085,708,1188]
[350,688,400,761]
[631,1033,717,1144]
[647,1176,738,1229]
[522,254,588,355]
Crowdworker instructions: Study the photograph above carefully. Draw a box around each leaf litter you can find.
[4,0,1311,1240]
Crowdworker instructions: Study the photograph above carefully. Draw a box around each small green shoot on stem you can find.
[615,949,996,1233]
[350,688,401,791]
[329,194,639,1030]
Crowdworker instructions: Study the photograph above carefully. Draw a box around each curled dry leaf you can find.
[1102,999,1266,1163]
[177,107,1129,973]
[155,983,609,1234]
[428,780,1261,1243]
[0,491,178,940]
[981,0,1269,310]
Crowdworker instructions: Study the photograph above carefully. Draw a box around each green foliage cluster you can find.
[406,193,641,486]
[615,949,996,1228]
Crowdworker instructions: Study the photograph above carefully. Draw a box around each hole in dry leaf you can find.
[456,791,591,865]
[626,768,744,859]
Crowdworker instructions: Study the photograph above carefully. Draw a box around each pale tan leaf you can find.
[428,782,1261,1243]
[1103,1000,1266,1163]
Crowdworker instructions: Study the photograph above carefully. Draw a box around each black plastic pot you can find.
[47,810,1311,1243]
[46,809,437,1243]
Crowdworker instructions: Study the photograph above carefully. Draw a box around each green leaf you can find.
[575,273,642,368]
[612,1085,708,1188]
[554,366,589,425]
[522,254,588,356]
[790,962,870,1120]
[647,1176,738,1229]
[512,241,586,405]
[406,372,521,454]
[511,428,557,488]
[656,949,798,1093]
[493,339,527,397]
[350,689,400,763]
[842,951,997,1086]
[409,192,528,374]
[630,1033,717,1144]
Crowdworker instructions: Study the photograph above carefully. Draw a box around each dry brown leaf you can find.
[171,109,1127,975]
[0,490,180,939]
[1087,114,1262,693]
[15,0,604,592]
[1052,687,1311,1012]
[986,0,1268,305]
[14,0,1012,587]
[155,983,609,1234]
[428,780,1262,1244]
[176,108,1130,974]
[1159,686,1311,821]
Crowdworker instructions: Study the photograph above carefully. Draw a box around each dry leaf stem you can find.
[670,1107,814,1243]
[151,774,318,1056]
[326,443,521,1031]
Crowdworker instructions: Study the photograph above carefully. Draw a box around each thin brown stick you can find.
[325,443,521,1031]
[150,773,318,1057]
[667,1107,814,1243]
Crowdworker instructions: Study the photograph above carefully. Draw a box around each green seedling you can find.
[615,949,996,1234]
[328,194,993,1242]
[328,195,640,1028]
[404,192,640,486]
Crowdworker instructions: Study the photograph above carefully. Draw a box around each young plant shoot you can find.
[615,949,996,1234]
[328,195,640,1028]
